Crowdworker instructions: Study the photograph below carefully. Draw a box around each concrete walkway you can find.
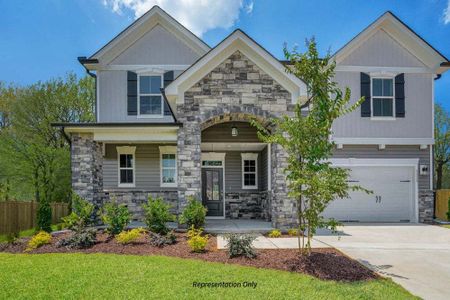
[216,235,330,249]
[205,219,273,234]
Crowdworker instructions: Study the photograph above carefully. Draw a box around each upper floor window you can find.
[138,74,163,117]
[371,78,394,118]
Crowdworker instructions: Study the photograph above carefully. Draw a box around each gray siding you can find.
[103,144,177,191]
[110,25,200,65]
[332,145,431,190]
[202,122,260,143]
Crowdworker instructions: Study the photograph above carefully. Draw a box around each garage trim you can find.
[330,158,419,223]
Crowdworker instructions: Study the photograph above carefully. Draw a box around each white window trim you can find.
[159,146,177,188]
[117,146,136,188]
[241,153,258,190]
[137,73,164,118]
[370,76,396,120]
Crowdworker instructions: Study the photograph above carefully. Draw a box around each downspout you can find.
[77,57,98,121]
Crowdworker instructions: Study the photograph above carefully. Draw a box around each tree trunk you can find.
[436,162,443,190]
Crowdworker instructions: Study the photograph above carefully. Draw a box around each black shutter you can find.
[395,73,405,118]
[163,71,174,115]
[127,71,137,116]
[360,72,371,117]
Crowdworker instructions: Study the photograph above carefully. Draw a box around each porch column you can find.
[270,143,297,228]
[71,133,103,208]
[177,121,202,213]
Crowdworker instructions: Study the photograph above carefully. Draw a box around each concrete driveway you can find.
[314,224,450,300]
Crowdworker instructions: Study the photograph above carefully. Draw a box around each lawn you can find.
[0,225,59,243]
[442,225,450,229]
[0,253,415,299]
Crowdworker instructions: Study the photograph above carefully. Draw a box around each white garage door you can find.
[322,166,415,222]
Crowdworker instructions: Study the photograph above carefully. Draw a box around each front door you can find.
[202,168,224,217]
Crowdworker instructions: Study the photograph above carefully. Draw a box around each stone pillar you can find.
[71,133,103,208]
[270,143,297,228]
[419,190,434,223]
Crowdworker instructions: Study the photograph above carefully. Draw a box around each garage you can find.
[323,160,418,223]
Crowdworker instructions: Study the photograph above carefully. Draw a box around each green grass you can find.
[0,253,415,299]
[0,225,60,242]
[442,225,450,229]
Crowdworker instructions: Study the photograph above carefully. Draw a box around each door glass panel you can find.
[212,171,219,200]
[206,171,212,200]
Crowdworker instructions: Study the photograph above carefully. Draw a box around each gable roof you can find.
[85,6,210,69]
[333,11,449,74]
[165,29,307,106]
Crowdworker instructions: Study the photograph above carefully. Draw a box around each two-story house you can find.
[56,6,449,228]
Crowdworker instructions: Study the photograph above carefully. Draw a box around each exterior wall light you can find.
[231,125,238,137]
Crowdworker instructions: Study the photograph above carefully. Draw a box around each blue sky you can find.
[0,0,449,109]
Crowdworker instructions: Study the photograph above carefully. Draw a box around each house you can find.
[56,6,449,228]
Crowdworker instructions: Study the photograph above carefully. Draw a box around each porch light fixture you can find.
[231,125,238,137]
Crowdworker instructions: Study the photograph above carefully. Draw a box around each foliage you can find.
[224,233,257,259]
[101,199,131,235]
[434,103,450,189]
[116,228,145,245]
[26,231,52,251]
[142,196,175,234]
[5,232,19,244]
[187,225,204,239]
[179,196,207,229]
[252,38,368,255]
[187,233,208,253]
[268,229,282,238]
[62,193,94,230]
[287,228,298,236]
[37,200,52,232]
[149,231,177,247]
[56,228,97,249]
[0,74,95,202]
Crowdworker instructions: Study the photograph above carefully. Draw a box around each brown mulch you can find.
[0,231,377,282]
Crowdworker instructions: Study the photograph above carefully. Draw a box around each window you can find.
[160,146,177,187]
[241,153,258,189]
[138,74,163,116]
[371,78,394,118]
[117,146,136,187]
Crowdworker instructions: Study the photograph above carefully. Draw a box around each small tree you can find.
[252,38,368,255]
[37,199,52,232]
[434,103,450,189]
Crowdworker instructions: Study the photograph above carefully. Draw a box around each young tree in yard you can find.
[434,103,450,189]
[253,39,368,255]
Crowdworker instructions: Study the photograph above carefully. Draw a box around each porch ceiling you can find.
[201,142,266,151]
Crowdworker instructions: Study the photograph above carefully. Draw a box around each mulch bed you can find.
[0,231,377,282]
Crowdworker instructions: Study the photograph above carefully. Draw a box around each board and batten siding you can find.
[103,144,177,191]
[202,122,261,143]
[332,145,431,190]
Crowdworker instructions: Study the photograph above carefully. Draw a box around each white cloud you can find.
[444,0,450,24]
[103,0,254,36]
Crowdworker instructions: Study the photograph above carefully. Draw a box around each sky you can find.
[0,0,449,109]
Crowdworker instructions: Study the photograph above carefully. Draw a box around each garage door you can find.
[322,166,415,222]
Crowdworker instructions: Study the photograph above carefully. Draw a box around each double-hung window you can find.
[371,77,394,118]
[160,146,177,187]
[138,74,163,117]
[241,153,258,189]
[117,146,136,187]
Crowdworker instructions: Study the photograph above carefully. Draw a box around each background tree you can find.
[434,103,450,189]
[253,38,368,255]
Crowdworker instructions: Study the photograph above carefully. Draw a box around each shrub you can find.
[225,233,257,258]
[187,225,203,239]
[56,228,97,249]
[101,200,131,235]
[142,196,175,234]
[26,231,52,251]
[116,228,145,245]
[37,201,52,232]
[149,231,177,247]
[268,229,282,238]
[62,194,94,230]
[287,228,298,236]
[187,234,208,253]
[179,197,207,229]
[6,232,19,244]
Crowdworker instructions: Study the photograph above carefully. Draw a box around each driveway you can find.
[314,224,450,300]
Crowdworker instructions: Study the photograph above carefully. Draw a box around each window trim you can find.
[159,146,177,188]
[241,153,258,190]
[370,76,396,120]
[117,146,136,188]
[137,73,164,118]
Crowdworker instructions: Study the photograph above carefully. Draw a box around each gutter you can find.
[161,88,178,123]
[60,126,71,145]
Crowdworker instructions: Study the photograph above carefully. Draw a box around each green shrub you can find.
[187,225,203,239]
[225,234,257,258]
[179,197,207,229]
[5,232,19,244]
[26,231,52,251]
[149,231,177,247]
[142,196,175,234]
[287,228,298,236]
[62,194,94,230]
[116,228,145,245]
[56,228,97,249]
[187,233,208,253]
[268,229,282,238]
[37,201,52,232]
[101,200,131,235]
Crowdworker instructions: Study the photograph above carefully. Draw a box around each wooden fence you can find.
[0,201,69,235]
[435,189,450,221]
